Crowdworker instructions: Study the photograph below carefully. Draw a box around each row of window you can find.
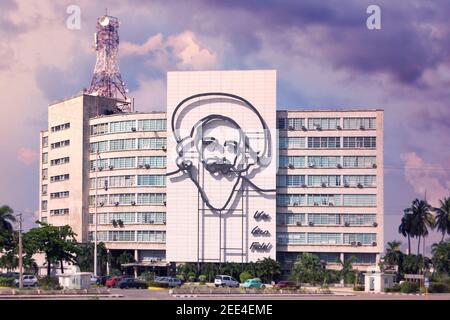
[89,230,166,242]
[276,175,376,187]
[43,173,69,182]
[279,156,377,169]
[90,156,166,171]
[51,139,70,149]
[89,212,166,225]
[277,232,377,245]
[50,208,69,216]
[279,137,376,149]
[88,193,166,206]
[276,213,376,226]
[50,191,69,199]
[91,119,166,135]
[50,157,70,166]
[51,122,70,132]
[278,117,376,130]
[90,138,167,153]
[276,194,377,207]
[90,175,166,189]
[277,252,376,264]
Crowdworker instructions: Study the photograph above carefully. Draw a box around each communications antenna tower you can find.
[86,13,131,112]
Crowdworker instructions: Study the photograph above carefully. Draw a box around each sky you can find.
[0,0,449,255]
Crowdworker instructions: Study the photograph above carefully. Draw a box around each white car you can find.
[155,277,182,287]
[14,275,38,287]
[90,274,98,285]
[214,275,239,288]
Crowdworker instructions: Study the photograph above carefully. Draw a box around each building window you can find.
[137,212,166,224]
[307,156,340,168]
[51,157,70,166]
[343,175,376,187]
[279,137,305,149]
[41,217,48,223]
[342,194,376,207]
[51,122,70,132]
[307,233,342,245]
[277,175,306,187]
[51,140,70,149]
[110,120,136,133]
[276,213,305,225]
[90,159,108,171]
[343,156,376,168]
[342,214,376,225]
[42,168,48,180]
[307,137,341,149]
[50,174,69,182]
[42,152,48,164]
[138,119,166,131]
[276,194,305,206]
[42,136,48,148]
[307,194,341,206]
[307,175,341,187]
[50,208,69,216]
[279,156,305,168]
[109,157,136,169]
[88,195,107,206]
[343,233,376,245]
[109,193,135,205]
[42,184,48,195]
[137,156,166,168]
[278,118,305,130]
[136,231,166,242]
[50,191,69,199]
[137,193,166,205]
[109,230,135,242]
[109,139,136,151]
[137,175,166,186]
[343,137,376,149]
[308,214,340,225]
[90,123,109,135]
[41,200,47,211]
[108,175,134,188]
[307,118,340,130]
[109,212,135,224]
[138,138,166,150]
[343,117,376,130]
[90,141,108,153]
[277,232,306,245]
[344,253,376,264]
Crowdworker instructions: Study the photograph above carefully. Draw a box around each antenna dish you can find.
[99,16,110,26]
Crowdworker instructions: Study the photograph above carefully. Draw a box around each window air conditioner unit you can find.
[99,202,104,207]
[329,202,335,207]
[288,164,295,169]
[117,219,123,226]
[372,163,377,169]
[344,222,350,227]
[138,164,144,168]
[308,221,314,226]
[373,222,378,227]
[315,125,322,131]
[314,202,319,206]
[149,220,154,224]
[350,241,356,246]
[308,163,315,168]
[293,203,299,207]
[357,241,362,246]
[301,125,307,131]
[321,182,327,188]
[163,221,166,225]
[336,164,342,169]
[357,183,363,188]
[372,241,377,246]
[163,201,167,206]
[112,219,117,225]
[109,165,114,170]
[145,164,151,169]
[360,125,365,130]
[161,146,167,151]
[131,127,136,132]
[296,221,302,226]
[99,167,103,171]
[114,202,119,206]
[131,201,136,206]
[288,125,295,131]
[336,125,342,130]
[301,183,307,188]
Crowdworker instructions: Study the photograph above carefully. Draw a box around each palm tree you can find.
[398,211,414,254]
[0,205,15,232]
[384,240,403,269]
[336,256,355,285]
[434,197,450,242]
[404,199,435,255]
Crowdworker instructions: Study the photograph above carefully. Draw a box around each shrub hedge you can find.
[38,276,61,290]
[0,277,15,287]
[400,282,419,293]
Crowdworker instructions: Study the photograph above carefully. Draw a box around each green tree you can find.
[239,271,252,283]
[256,257,281,283]
[75,242,109,275]
[431,240,450,274]
[402,254,431,275]
[0,205,15,232]
[336,256,355,284]
[434,197,450,242]
[219,262,241,279]
[177,262,197,278]
[289,253,325,285]
[404,199,435,255]
[398,211,414,254]
[201,263,218,282]
[116,251,135,270]
[23,221,79,276]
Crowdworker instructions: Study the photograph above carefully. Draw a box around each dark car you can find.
[96,275,112,286]
[273,281,300,289]
[118,278,147,289]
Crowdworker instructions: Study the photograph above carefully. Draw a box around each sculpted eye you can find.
[202,137,217,150]
[224,140,238,152]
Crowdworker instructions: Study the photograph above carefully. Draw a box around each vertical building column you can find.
[106,249,110,275]
[134,250,139,278]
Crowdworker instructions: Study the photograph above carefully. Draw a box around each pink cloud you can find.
[17,147,37,165]
[400,152,450,206]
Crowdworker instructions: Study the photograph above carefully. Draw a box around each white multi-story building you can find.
[39,70,383,275]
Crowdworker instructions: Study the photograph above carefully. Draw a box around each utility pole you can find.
[94,150,100,277]
[16,213,23,289]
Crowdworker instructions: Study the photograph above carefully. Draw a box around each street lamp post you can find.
[16,213,23,289]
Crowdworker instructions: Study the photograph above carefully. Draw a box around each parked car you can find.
[154,276,182,287]
[105,276,122,288]
[89,274,98,285]
[118,278,148,289]
[14,275,38,287]
[243,278,265,289]
[4,272,19,279]
[273,281,300,289]
[214,275,240,288]
[96,275,112,286]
